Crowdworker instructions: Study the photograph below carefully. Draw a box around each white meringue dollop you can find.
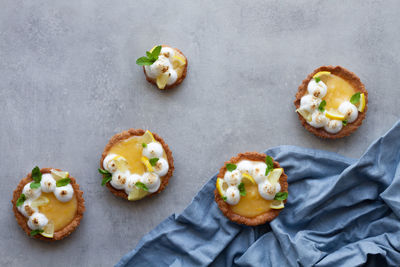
[27,212,49,230]
[300,95,322,113]
[258,180,281,200]
[225,186,240,205]
[338,101,358,123]
[307,79,328,98]
[141,172,161,193]
[324,120,343,134]
[224,170,242,186]
[22,182,42,200]
[110,171,129,190]
[309,111,329,128]
[54,184,74,202]
[143,142,164,159]
[40,173,56,193]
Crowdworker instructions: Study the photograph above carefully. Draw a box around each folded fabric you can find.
[116,121,400,267]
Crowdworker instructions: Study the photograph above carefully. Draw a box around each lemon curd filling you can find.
[231,181,271,218]
[39,192,77,231]
[108,135,167,175]
[321,74,356,112]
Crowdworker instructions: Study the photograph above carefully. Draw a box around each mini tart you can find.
[294,66,368,139]
[214,152,288,226]
[143,45,188,90]
[100,129,174,200]
[11,168,85,241]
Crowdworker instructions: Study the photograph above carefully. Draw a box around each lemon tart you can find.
[294,66,368,138]
[99,129,174,200]
[136,45,187,90]
[214,152,288,226]
[12,167,85,241]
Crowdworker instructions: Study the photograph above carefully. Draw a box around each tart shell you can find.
[214,152,288,226]
[294,65,368,139]
[100,128,174,200]
[11,168,85,241]
[143,45,188,90]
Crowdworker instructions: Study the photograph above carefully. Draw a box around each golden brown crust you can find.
[100,129,174,200]
[11,168,85,241]
[294,65,368,139]
[143,45,188,90]
[214,152,288,226]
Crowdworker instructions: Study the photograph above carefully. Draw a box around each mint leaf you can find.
[149,158,159,166]
[16,194,26,207]
[31,166,42,183]
[98,168,111,175]
[350,92,361,104]
[99,168,112,186]
[136,45,162,66]
[274,192,288,201]
[318,100,327,112]
[30,182,41,189]
[30,229,44,236]
[136,57,155,66]
[151,45,162,59]
[342,120,348,126]
[314,77,321,83]
[222,196,227,201]
[265,155,274,176]
[238,182,246,196]
[135,182,149,191]
[101,176,111,186]
[226,163,237,172]
[142,143,147,148]
[56,178,71,187]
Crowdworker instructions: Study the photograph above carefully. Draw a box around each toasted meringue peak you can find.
[338,101,358,123]
[258,180,281,200]
[125,174,142,194]
[324,119,343,134]
[54,184,74,202]
[27,212,49,230]
[307,79,327,98]
[141,172,161,193]
[224,170,242,186]
[142,142,163,159]
[110,171,129,190]
[152,158,169,177]
[22,182,42,200]
[300,95,322,113]
[225,186,240,205]
[40,173,56,193]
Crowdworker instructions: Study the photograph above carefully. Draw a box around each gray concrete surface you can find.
[1,0,400,266]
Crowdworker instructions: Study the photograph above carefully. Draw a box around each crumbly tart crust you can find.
[214,152,288,226]
[100,128,174,200]
[12,168,85,241]
[294,65,368,139]
[143,45,188,90]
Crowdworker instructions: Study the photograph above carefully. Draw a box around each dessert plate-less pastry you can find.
[12,167,85,240]
[214,152,288,226]
[136,45,187,90]
[99,129,174,201]
[294,66,368,138]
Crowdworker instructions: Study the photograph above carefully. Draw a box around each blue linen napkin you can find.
[116,121,400,267]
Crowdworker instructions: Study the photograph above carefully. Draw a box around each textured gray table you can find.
[1,1,400,266]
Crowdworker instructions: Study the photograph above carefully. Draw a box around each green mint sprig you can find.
[318,100,327,112]
[30,229,44,236]
[342,120,348,126]
[314,77,321,83]
[350,92,361,104]
[136,45,162,66]
[149,158,159,166]
[226,163,237,172]
[142,143,147,148]
[16,194,26,207]
[135,182,149,191]
[238,182,246,196]
[98,168,112,186]
[30,166,42,189]
[265,155,274,176]
[274,192,288,201]
[56,178,71,187]
[222,196,227,201]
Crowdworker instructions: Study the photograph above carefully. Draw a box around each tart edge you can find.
[142,45,188,90]
[294,65,368,139]
[100,128,174,200]
[11,168,85,241]
[214,152,288,226]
